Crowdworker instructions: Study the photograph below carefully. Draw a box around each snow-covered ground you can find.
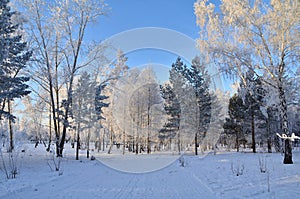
[1,144,300,199]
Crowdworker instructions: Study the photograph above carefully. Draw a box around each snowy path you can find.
[1,153,218,199]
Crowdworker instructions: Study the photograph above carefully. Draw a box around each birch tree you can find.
[113,68,140,154]
[195,0,299,164]
[113,67,163,154]
[103,50,129,154]
[21,96,47,144]
[17,0,108,157]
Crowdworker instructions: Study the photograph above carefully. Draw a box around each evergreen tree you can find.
[0,0,31,121]
[223,94,245,152]
[95,84,109,121]
[187,56,212,138]
[167,57,190,152]
[204,90,225,152]
[167,57,212,155]
[160,83,181,152]
[73,72,97,159]
[0,0,31,152]
[95,83,109,152]
[267,106,281,152]
[240,70,266,153]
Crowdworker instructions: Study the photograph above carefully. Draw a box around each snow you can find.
[1,144,300,199]
[98,153,180,173]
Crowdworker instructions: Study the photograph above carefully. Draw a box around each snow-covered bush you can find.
[258,156,267,173]
[0,147,25,179]
[231,160,244,176]
[46,145,63,175]
[179,156,185,167]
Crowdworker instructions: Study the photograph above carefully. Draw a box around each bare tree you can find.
[18,0,109,157]
[112,67,163,154]
[21,96,48,145]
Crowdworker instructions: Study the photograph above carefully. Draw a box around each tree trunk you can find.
[41,32,59,157]
[278,80,293,164]
[169,130,172,151]
[135,141,138,154]
[76,98,82,160]
[147,136,150,154]
[195,133,198,155]
[132,138,135,153]
[123,129,125,155]
[8,101,13,152]
[46,64,60,156]
[135,133,139,154]
[236,130,239,152]
[47,108,52,152]
[108,123,113,154]
[57,46,79,156]
[102,129,105,152]
[57,110,69,157]
[98,133,101,152]
[108,143,113,154]
[76,122,80,160]
[87,129,90,159]
[177,129,181,154]
[54,65,61,156]
[147,101,151,154]
[266,115,272,153]
[251,112,256,153]
[284,139,293,164]
[177,116,181,154]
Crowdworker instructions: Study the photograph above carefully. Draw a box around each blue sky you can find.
[91,0,201,41]
[89,0,200,67]
[85,0,225,90]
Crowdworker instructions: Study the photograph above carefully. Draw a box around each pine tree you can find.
[160,83,181,152]
[167,57,212,155]
[95,83,109,152]
[166,57,189,152]
[240,70,266,153]
[0,0,31,120]
[73,72,97,159]
[0,0,31,151]
[223,94,245,152]
[187,57,212,138]
[95,84,109,120]
[204,89,225,152]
